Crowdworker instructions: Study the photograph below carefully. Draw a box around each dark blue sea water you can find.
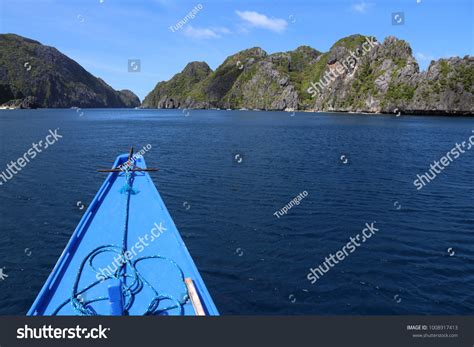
[0,109,473,315]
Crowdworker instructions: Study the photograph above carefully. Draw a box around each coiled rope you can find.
[52,166,189,315]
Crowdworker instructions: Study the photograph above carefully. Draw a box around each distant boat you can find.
[239,108,248,111]
[28,148,219,316]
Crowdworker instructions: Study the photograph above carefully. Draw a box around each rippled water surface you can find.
[0,109,473,315]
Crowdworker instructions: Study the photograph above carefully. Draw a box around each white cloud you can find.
[213,27,232,35]
[153,0,172,5]
[415,52,435,62]
[236,10,287,33]
[351,1,371,14]
[183,26,230,39]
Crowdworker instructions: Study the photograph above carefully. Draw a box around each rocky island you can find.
[1,33,472,115]
[142,35,473,116]
[0,34,140,109]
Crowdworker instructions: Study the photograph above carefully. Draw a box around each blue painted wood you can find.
[27,153,219,316]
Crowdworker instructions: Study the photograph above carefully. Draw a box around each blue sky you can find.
[1,0,473,100]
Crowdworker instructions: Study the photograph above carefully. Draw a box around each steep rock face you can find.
[142,48,270,109]
[363,36,420,113]
[230,46,322,110]
[407,57,473,114]
[307,35,472,115]
[189,47,268,108]
[0,83,23,104]
[310,35,420,113]
[1,96,40,109]
[143,46,319,111]
[0,34,140,108]
[142,34,473,115]
[223,51,302,110]
[141,61,212,108]
[117,89,141,108]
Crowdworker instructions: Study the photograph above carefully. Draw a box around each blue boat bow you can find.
[28,152,219,316]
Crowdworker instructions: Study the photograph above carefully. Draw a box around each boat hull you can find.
[28,154,219,316]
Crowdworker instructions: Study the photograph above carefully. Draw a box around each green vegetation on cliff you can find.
[142,34,472,115]
[0,34,140,108]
